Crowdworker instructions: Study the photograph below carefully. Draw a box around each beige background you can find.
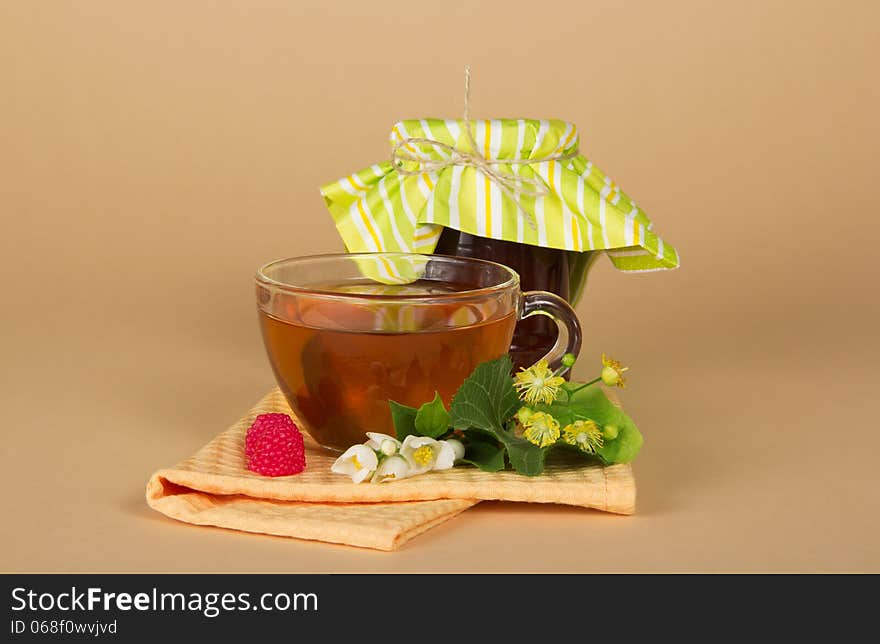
[1,0,878,572]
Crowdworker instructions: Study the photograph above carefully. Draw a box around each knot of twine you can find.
[391,67,578,230]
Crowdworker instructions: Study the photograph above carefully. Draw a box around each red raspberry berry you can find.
[244,413,306,477]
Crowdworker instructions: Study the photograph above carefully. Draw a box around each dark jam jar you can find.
[435,228,591,373]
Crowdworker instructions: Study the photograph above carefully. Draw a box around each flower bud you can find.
[516,406,535,425]
[444,438,466,462]
[601,366,620,387]
[602,424,619,440]
[600,354,629,388]
[372,455,410,483]
[561,353,577,368]
[380,439,398,456]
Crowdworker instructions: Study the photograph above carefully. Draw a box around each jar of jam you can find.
[321,117,679,373]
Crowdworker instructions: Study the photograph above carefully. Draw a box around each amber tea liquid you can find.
[259,279,516,451]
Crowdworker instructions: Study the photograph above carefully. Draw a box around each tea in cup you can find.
[256,253,580,451]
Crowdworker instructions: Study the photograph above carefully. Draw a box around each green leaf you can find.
[558,382,617,415]
[389,400,418,441]
[542,383,643,464]
[414,392,450,438]
[449,355,520,435]
[461,437,506,472]
[502,435,548,476]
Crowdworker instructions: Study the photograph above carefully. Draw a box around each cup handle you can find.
[519,291,583,374]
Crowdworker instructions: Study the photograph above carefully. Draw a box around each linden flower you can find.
[601,353,630,388]
[522,411,561,448]
[562,420,604,454]
[400,435,456,475]
[514,360,566,405]
[366,432,400,456]
[371,455,411,483]
[330,444,378,483]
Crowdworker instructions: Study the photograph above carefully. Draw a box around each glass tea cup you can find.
[256,252,582,452]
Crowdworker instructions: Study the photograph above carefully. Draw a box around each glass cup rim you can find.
[255,252,520,301]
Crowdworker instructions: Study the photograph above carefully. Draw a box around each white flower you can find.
[444,438,465,462]
[399,435,462,474]
[330,444,378,483]
[400,435,446,475]
[371,455,411,483]
[365,432,400,456]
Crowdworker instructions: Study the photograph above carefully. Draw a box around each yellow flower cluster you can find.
[513,360,565,405]
[520,413,607,454]
[562,420,604,454]
[515,353,629,450]
[521,412,560,448]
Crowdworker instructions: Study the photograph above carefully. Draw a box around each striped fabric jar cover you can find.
[320,118,679,282]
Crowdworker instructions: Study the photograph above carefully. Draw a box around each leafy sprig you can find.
[389,354,642,477]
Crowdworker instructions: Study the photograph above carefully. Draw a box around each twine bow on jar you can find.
[390,67,578,230]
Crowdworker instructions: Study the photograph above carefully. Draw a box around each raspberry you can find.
[245,413,306,477]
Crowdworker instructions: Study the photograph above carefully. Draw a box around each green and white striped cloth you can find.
[320,118,679,282]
